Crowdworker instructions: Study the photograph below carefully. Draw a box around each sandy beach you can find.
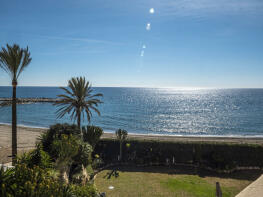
[1,124,263,163]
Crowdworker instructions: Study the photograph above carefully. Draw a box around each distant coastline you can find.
[1,85,263,89]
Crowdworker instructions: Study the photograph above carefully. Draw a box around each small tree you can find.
[115,129,128,162]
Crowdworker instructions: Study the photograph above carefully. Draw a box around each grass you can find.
[160,176,231,197]
[94,165,261,197]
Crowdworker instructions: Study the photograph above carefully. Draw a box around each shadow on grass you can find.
[103,164,262,181]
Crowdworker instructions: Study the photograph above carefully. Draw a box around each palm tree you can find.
[0,44,32,165]
[115,129,128,162]
[54,77,103,130]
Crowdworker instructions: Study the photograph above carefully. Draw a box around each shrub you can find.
[71,184,97,197]
[0,164,97,197]
[51,134,80,162]
[82,125,103,148]
[73,141,93,167]
[92,156,104,169]
[39,123,96,183]
[69,142,93,183]
[17,143,52,169]
[0,166,15,196]
[39,123,80,159]
[1,164,66,197]
[51,134,80,184]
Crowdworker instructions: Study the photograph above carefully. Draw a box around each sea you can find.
[0,86,263,137]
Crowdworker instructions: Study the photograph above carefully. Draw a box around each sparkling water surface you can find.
[0,87,263,136]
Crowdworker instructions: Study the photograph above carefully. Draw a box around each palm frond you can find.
[59,87,74,98]
[17,46,32,78]
[0,44,32,82]
[87,105,101,116]
[54,76,103,126]
[56,104,74,119]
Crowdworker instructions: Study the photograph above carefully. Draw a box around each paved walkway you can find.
[236,174,263,197]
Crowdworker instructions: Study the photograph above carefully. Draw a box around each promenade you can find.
[236,175,263,197]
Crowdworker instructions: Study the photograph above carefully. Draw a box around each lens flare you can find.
[146,23,151,31]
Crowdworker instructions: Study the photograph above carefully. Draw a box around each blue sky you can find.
[0,0,263,88]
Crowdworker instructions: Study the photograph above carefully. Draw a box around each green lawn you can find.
[95,166,261,197]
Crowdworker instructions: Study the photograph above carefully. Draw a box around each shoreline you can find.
[1,124,263,163]
[1,123,263,139]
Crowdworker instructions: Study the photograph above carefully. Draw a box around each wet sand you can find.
[1,124,263,163]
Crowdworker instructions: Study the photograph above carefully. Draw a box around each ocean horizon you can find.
[0,86,263,137]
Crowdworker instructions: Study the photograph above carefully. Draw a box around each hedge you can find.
[94,139,263,170]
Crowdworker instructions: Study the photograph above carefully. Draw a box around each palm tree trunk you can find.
[59,167,69,185]
[12,83,17,165]
[77,112,81,129]
[77,110,83,138]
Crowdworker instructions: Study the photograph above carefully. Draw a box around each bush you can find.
[17,144,52,169]
[0,164,67,197]
[0,166,15,196]
[69,142,93,183]
[0,164,97,197]
[39,123,80,159]
[71,184,97,197]
[73,141,93,167]
[51,134,80,162]
[39,124,95,183]
[51,134,82,184]
[82,125,103,148]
